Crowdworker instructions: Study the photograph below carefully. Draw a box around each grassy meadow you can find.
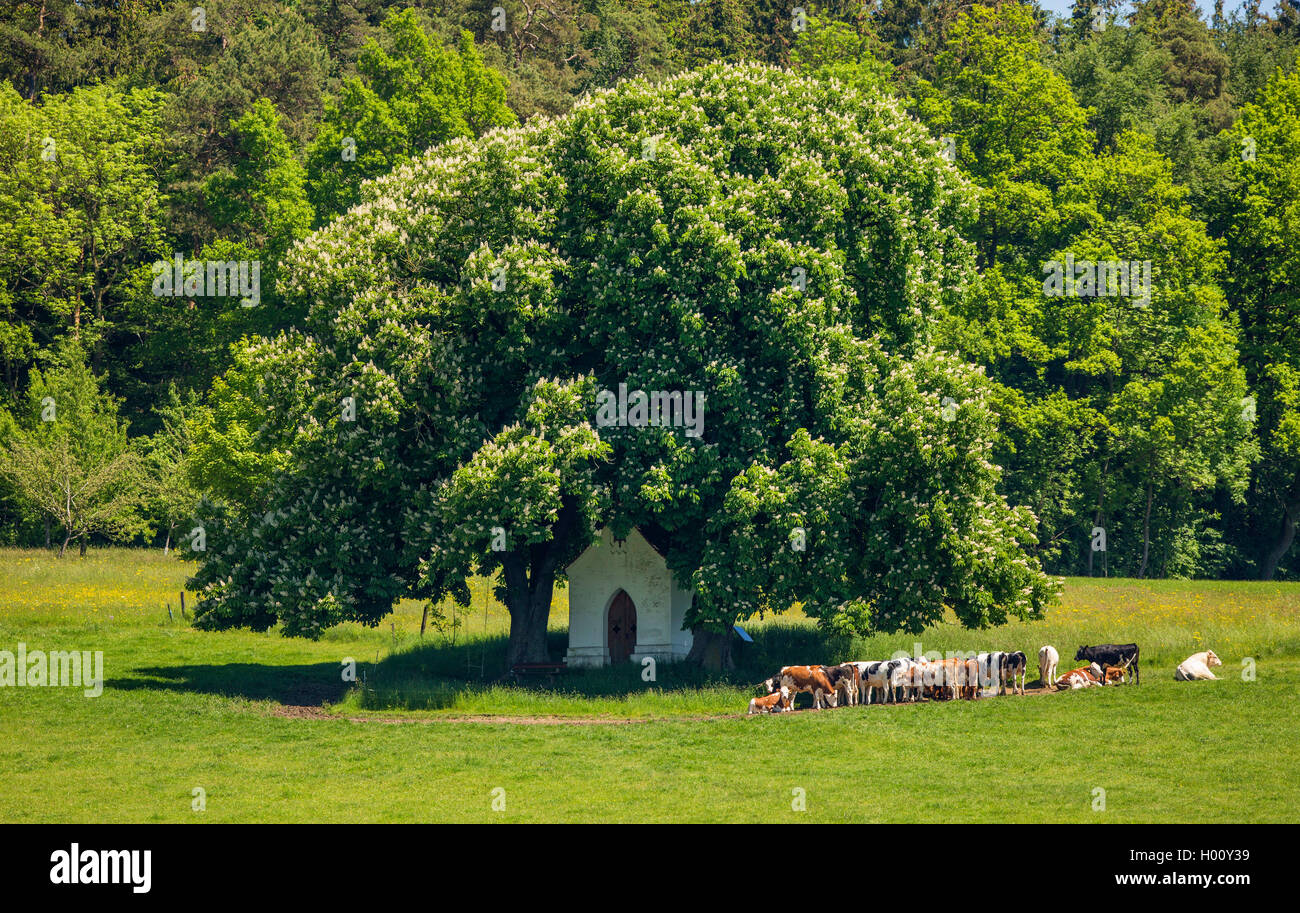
[1,548,1298,822]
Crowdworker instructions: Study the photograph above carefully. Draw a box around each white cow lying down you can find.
[1175,650,1222,681]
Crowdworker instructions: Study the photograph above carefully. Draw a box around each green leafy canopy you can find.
[190,62,1057,652]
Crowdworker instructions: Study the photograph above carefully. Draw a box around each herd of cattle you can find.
[746,642,1222,714]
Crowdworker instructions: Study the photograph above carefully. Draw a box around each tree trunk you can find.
[1088,453,1110,577]
[59,531,70,558]
[164,523,173,555]
[504,587,553,668]
[79,534,88,557]
[29,1,45,99]
[501,548,555,667]
[1262,501,1299,580]
[686,627,734,671]
[1139,483,1153,579]
[498,497,582,670]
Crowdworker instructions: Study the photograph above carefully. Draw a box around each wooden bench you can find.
[510,662,569,685]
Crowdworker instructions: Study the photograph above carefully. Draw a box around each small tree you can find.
[144,384,203,554]
[0,345,146,555]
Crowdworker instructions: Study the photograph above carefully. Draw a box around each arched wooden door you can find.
[607,590,637,664]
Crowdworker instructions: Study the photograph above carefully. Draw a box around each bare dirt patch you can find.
[272,704,335,720]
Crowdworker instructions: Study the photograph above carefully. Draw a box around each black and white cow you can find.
[1002,651,1028,695]
[1075,643,1140,686]
[824,662,861,706]
[852,660,905,704]
[891,657,927,702]
[975,652,1005,694]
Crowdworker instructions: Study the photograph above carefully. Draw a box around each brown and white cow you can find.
[1103,666,1127,685]
[765,665,838,710]
[923,657,968,701]
[1056,663,1103,690]
[960,658,981,700]
[748,685,792,714]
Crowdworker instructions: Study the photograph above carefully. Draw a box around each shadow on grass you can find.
[114,662,350,706]
[106,622,847,711]
[354,622,849,711]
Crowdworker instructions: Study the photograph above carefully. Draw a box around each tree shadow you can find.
[358,621,848,708]
[114,661,350,706]
[108,621,846,710]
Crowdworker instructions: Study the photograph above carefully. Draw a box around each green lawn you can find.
[1,548,1297,822]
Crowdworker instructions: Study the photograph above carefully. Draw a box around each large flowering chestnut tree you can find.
[188,63,1057,667]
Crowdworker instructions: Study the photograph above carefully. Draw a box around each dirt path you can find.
[270,705,731,725]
